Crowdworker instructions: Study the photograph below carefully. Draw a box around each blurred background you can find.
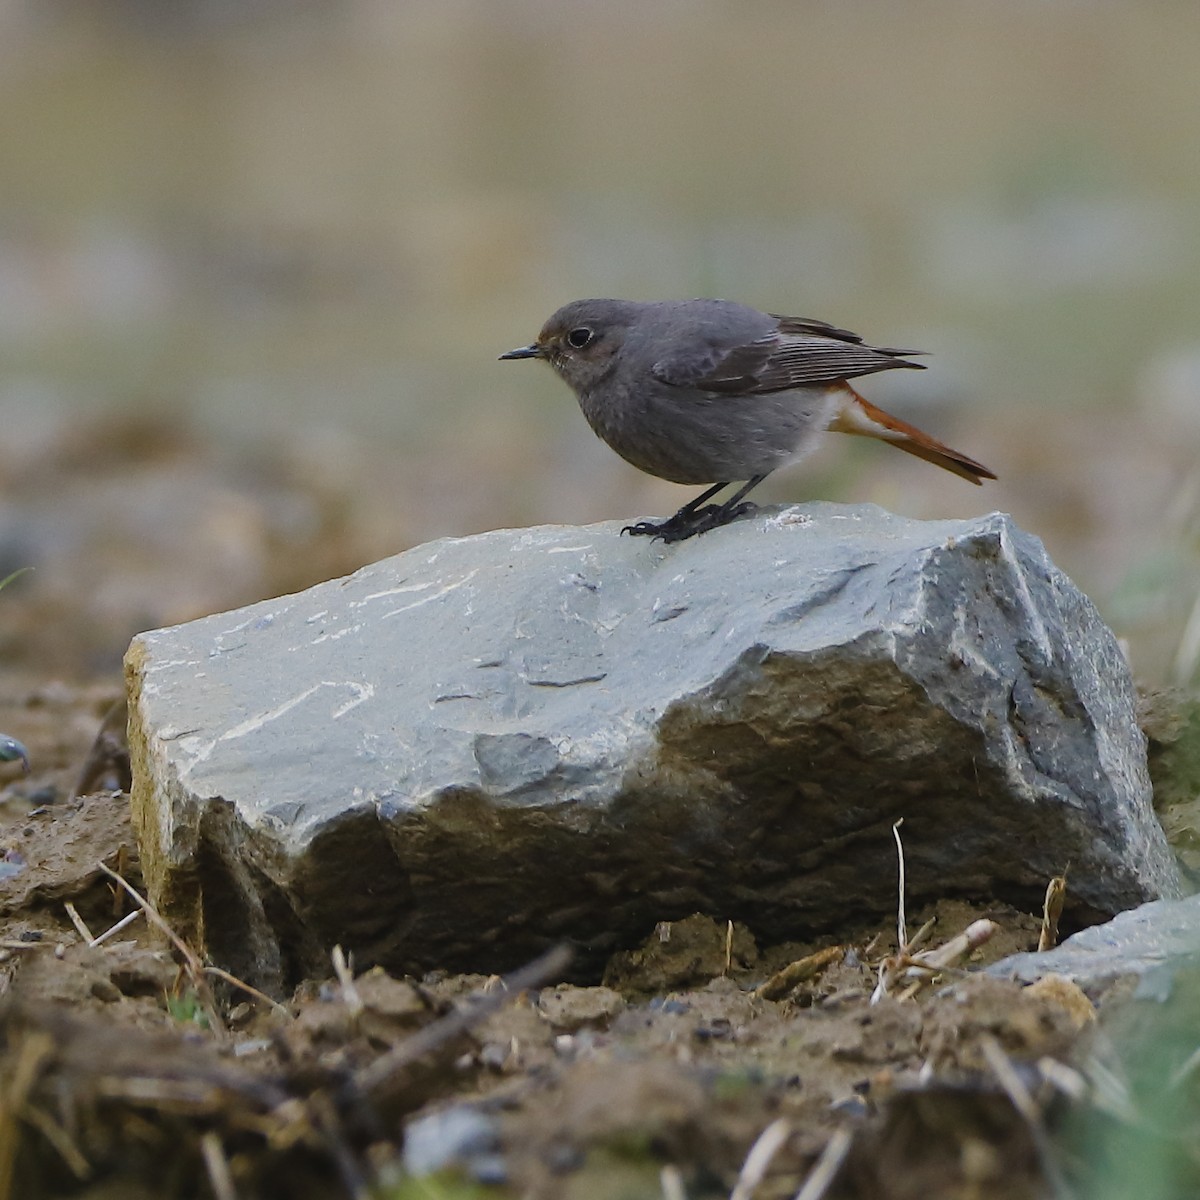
[1,0,1198,684]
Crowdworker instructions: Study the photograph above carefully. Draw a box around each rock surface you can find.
[990,892,1200,994]
[125,503,1181,990]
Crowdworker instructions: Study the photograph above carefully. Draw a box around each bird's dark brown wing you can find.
[652,317,926,395]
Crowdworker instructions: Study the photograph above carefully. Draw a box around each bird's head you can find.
[500,299,640,395]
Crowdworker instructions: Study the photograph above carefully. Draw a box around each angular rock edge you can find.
[989,892,1200,992]
[126,505,1182,991]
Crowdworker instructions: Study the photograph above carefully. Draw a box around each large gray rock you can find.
[126,504,1181,991]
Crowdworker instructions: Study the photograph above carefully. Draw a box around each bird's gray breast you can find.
[576,377,837,485]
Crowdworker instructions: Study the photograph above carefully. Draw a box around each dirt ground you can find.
[0,418,1196,1200]
[0,693,1151,1200]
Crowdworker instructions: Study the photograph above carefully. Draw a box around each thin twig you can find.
[980,1034,1074,1199]
[358,944,572,1095]
[1037,1057,1088,1101]
[63,902,95,944]
[892,818,906,953]
[203,967,291,1020]
[89,910,142,948]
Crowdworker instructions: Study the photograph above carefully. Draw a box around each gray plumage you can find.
[501,298,993,542]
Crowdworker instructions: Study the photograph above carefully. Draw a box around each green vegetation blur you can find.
[1,1,1198,683]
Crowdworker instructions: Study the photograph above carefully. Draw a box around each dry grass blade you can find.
[63,902,95,944]
[1083,1053,1139,1124]
[5,1003,292,1130]
[895,919,999,1000]
[892,818,906,952]
[97,863,195,968]
[1039,872,1068,952]
[980,1034,1073,1199]
[979,1034,1039,1124]
[16,1104,90,1180]
[877,918,999,1003]
[870,818,911,1005]
[755,946,844,1001]
[200,1132,238,1200]
[730,1117,791,1200]
[793,1128,852,1200]
[1168,1042,1200,1090]
[96,862,225,1037]
[203,967,292,1020]
[331,945,363,1021]
[661,1164,689,1200]
[70,698,131,801]
[358,943,572,1096]
[0,1032,54,1200]
[906,915,937,954]
[89,909,142,948]
[912,919,997,972]
[0,568,31,592]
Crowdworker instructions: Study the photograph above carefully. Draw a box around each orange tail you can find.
[830,385,996,485]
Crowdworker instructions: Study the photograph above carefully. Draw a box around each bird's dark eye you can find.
[566,327,594,349]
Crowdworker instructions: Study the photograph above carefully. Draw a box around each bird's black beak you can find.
[499,343,543,361]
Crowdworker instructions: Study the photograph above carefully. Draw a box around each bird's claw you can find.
[621,501,758,543]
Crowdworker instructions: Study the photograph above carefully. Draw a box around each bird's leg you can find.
[622,481,728,539]
[623,476,767,542]
[672,475,766,540]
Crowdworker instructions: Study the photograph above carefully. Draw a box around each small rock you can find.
[1025,973,1095,1030]
[537,984,625,1031]
[403,1104,503,1179]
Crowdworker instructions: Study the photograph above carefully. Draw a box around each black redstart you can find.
[501,298,995,542]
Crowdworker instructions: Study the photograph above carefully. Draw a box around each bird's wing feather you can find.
[652,318,925,395]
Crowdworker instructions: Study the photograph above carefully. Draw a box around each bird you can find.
[500,298,995,543]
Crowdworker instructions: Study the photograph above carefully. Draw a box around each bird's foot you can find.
[621,518,672,538]
[622,501,758,543]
